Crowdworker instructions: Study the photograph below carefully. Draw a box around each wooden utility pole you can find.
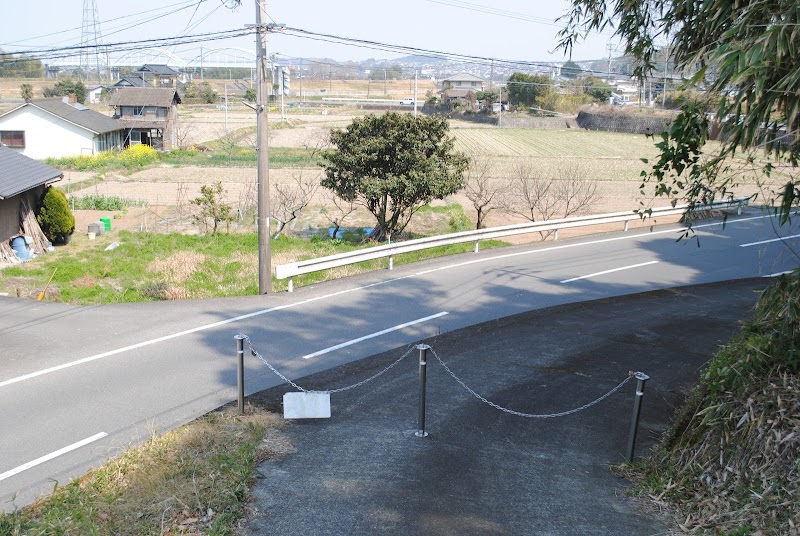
[255,1,271,293]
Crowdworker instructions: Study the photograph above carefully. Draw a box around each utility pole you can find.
[662,46,669,108]
[606,41,613,77]
[413,70,418,118]
[489,59,494,92]
[255,1,271,294]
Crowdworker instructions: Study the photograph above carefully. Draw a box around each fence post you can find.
[235,334,246,414]
[474,240,479,253]
[624,220,629,232]
[554,228,559,241]
[626,372,650,461]
[415,344,431,437]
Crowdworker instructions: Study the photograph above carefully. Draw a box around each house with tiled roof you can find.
[438,72,486,107]
[0,147,63,261]
[0,97,124,159]
[136,64,181,88]
[109,87,181,150]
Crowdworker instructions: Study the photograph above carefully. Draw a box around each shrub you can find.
[119,145,159,169]
[37,187,76,244]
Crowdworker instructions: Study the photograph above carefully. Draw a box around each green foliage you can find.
[507,73,552,109]
[191,182,233,235]
[0,49,43,77]
[244,88,256,102]
[69,194,146,210]
[583,76,613,102]
[20,83,33,100]
[43,78,87,103]
[559,0,800,224]
[198,81,217,104]
[321,112,469,241]
[118,144,158,169]
[182,80,198,100]
[37,187,75,243]
[560,60,582,79]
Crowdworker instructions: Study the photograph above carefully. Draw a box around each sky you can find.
[0,0,619,66]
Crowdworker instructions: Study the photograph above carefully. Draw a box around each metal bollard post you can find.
[415,344,431,437]
[235,334,246,414]
[626,371,650,461]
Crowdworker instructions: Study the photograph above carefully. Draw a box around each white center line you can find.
[560,261,660,284]
[0,432,108,482]
[301,312,448,359]
[739,234,800,248]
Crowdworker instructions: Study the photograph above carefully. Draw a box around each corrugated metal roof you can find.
[0,147,63,199]
[15,98,123,134]
[109,88,181,107]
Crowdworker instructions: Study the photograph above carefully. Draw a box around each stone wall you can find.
[576,109,676,135]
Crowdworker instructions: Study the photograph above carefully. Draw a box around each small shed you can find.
[0,147,63,261]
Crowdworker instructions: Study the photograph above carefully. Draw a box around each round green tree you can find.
[320,112,468,241]
[37,187,75,244]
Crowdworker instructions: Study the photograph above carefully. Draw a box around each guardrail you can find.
[275,197,751,291]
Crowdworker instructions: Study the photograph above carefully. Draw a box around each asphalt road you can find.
[1,207,798,511]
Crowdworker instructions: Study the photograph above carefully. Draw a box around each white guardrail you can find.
[275,197,751,292]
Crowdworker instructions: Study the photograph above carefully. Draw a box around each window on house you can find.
[132,106,144,116]
[0,130,25,148]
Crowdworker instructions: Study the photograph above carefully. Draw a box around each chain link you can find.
[242,335,415,394]
[429,347,633,419]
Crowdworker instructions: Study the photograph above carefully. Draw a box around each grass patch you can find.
[69,194,147,210]
[0,406,288,536]
[0,202,509,302]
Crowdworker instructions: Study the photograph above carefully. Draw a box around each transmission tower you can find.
[80,0,103,79]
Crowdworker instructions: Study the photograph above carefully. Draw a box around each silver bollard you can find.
[626,371,650,461]
[235,334,246,414]
[415,344,431,437]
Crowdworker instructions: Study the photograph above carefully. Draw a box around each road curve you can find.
[1,207,798,511]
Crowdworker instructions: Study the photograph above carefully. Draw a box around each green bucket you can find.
[99,216,111,231]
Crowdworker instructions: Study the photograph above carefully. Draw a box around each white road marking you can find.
[560,261,660,284]
[739,234,800,248]
[0,213,778,389]
[0,432,108,482]
[301,312,449,359]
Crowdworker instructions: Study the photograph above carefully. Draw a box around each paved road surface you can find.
[0,208,798,511]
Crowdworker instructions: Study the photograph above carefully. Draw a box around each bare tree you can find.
[320,190,358,239]
[271,172,319,239]
[502,159,599,240]
[301,128,330,158]
[464,155,503,229]
[172,117,192,150]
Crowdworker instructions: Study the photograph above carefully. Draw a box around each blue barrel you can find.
[10,236,31,261]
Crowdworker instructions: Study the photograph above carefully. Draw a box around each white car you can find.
[399,98,415,105]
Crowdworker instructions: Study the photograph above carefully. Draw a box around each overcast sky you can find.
[0,0,618,65]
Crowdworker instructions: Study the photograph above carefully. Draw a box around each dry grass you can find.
[147,251,207,283]
[0,406,288,535]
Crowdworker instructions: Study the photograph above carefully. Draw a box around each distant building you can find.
[136,64,181,89]
[112,76,147,89]
[0,98,124,159]
[438,72,486,107]
[109,88,181,150]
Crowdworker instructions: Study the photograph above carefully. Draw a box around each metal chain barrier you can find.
[242,335,415,394]
[429,347,633,419]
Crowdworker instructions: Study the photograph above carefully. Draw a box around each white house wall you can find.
[0,106,97,159]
